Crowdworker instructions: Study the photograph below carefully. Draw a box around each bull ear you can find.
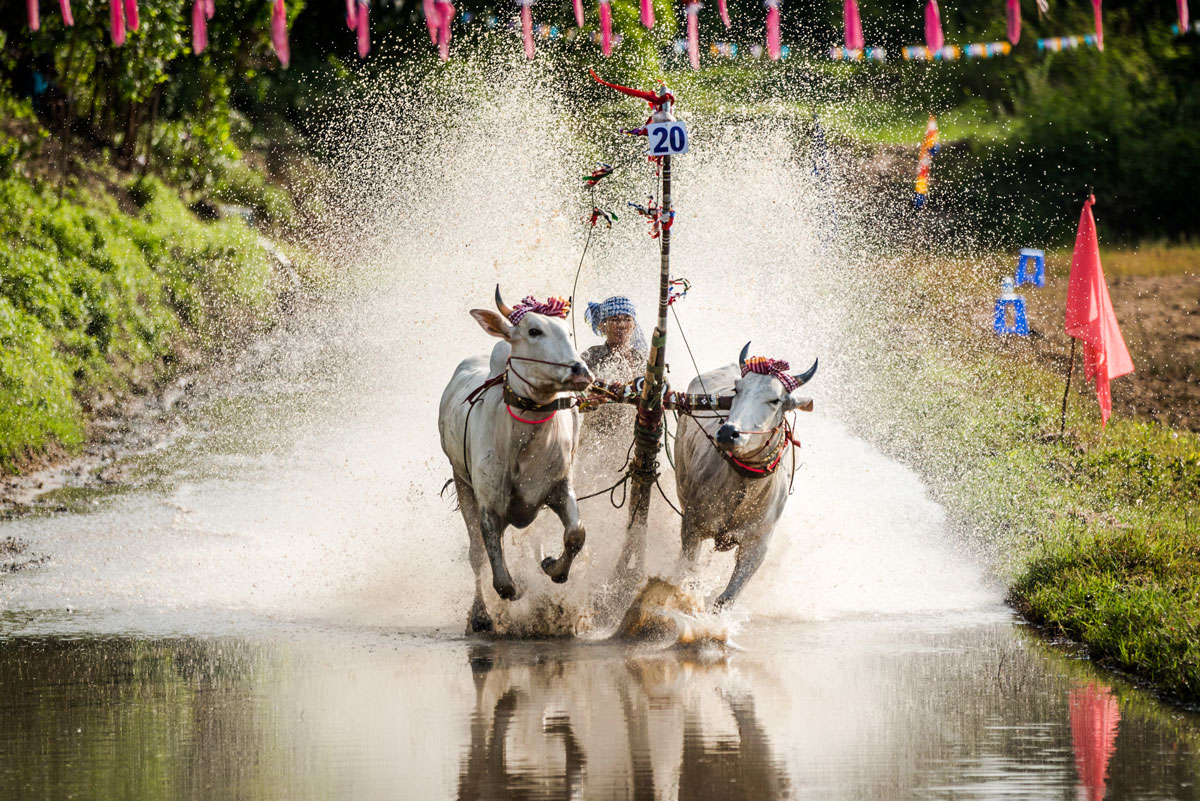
[738,341,750,370]
[470,309,513,341]
[792,357,818,387]
[783,392,814,413]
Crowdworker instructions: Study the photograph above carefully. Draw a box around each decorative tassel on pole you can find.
[641,0,655,27]
[271,0,290,67]
[924,0,944,52]
[686,2,702,69]
[27,0,39,31]
[1006,0,1021,44]
[109,0,125,45]
[424,0,440,43]
[192,0,207,52]
[436,0,454,60]
[345,0,357,28]
[1091,0,1103,50]
[719,0,730,27]
[573,0,584,26]
[765,0,781,60]
[357,0,371,57]
[124,0,139,30]
[59,0,73,25]
[599,0,613,56]
[844,0,863,50]
[1179,0,1190,30]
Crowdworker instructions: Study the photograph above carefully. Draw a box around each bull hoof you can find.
[541,556,571,584]
[494,581,521,601]
[468,599,494,634]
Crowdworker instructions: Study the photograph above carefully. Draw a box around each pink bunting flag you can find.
[192,0,207,52]
[844,0,863,49]
[518,0,535,59]
[719,0,730,27]
[436,0,454,60]
[109,0,125,45]
[1180,0,1190,29]
[59,0,73,25]
[124,0,138,30]
[640,0,655,28]
[765,0,781,60]
[1006,0,1020,43]
[924,0,943,52]
[27,0,39,30]
[599,0,613,56]
[357,0,371,57]
[271,0,290,66]
[345,0,356,28]
[423,0,439,43]
[686,2,701,69]
[1091,0,1103,50]
[573,0,584,26]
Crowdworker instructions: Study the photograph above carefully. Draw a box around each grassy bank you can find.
[845,248,1200,703]
[0,107,311,474]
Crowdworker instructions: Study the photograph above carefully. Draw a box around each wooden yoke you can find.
[580,381,814,414]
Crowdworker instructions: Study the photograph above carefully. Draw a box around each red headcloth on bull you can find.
[508,297,571,325]
[741,357,800,392]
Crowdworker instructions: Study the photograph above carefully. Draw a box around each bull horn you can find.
[495,285,513,319]
[738,341,750,370]
[792,358,819,387]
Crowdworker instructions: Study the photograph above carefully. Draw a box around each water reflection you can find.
[456,644,789,800]
[1070,682,1121,801]
[0,621,1198,801]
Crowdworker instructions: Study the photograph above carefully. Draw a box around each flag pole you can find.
[1059,337,1076,437]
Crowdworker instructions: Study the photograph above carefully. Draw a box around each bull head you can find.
[495,285,514,319]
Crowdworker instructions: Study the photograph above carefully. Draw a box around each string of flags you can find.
[20,0,1190,67]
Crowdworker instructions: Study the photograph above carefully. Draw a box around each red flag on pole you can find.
[1064,195,1133,427]
[1070,683,1120,801]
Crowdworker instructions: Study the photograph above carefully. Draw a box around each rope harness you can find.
[459,355,582,481]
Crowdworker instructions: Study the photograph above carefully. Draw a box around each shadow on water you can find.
[2,619,1199,800]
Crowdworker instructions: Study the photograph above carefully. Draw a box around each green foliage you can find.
[0,171,283,472]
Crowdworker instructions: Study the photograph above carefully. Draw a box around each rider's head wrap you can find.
[584,296,647,351]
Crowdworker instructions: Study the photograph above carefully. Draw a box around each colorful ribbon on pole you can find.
[192,0,213,53]
[641,0,655,28]
[1006,0,1021,44]
[686,1,702,69]
[844,0,864,50]
[271,0,290,66]
[518,0,536,58]
[599,0,613,56]
[1091,0,1104,50]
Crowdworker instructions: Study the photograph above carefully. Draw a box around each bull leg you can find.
[480,506,521,601]
[713,529,770,610]
[541,482,586,584]
[455,477,495,634]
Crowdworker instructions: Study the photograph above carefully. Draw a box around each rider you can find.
[582,296,648,384]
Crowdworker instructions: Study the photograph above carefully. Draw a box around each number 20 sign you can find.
[645,121,689,156]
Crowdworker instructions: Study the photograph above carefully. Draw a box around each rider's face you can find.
[602,315,635,348]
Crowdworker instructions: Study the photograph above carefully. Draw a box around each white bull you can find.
[439,288,595,633]
[673,343,817,608]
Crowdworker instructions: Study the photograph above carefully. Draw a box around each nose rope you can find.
[684,409,800,479]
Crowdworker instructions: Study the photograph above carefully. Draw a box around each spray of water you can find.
[0,50,997,638]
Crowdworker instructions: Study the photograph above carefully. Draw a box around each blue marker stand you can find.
[1015,248,1046,288]
[993,277,1029,336]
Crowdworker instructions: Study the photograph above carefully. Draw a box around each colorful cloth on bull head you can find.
[584,296,648,351]
[508,296,570,325]
[913,115,940,209]
[741,356,799,392]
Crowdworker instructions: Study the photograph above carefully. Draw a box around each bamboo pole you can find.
[616,154,672,593]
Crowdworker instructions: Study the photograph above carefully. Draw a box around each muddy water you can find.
[1,616,1199,800]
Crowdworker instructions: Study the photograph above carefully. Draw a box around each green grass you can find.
[844,253,1200,703]
[0,169,289,473]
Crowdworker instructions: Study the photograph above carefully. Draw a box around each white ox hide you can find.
[438,292,594,633]
[673,346,817,608]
